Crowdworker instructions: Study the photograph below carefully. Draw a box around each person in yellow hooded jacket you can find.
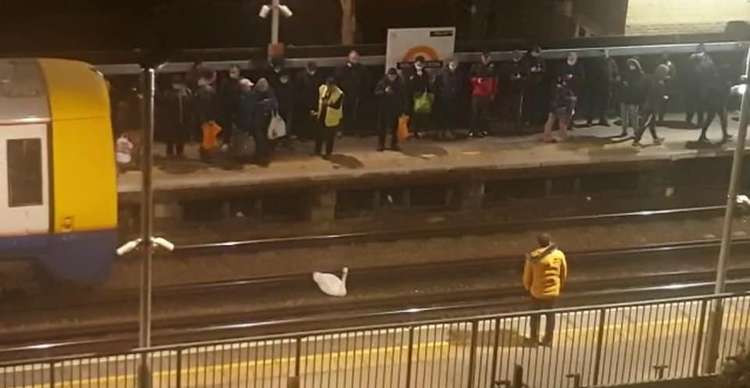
[523,233,567,346]
[313,77,344,158]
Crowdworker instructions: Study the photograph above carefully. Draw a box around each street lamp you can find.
[259,0,293,46]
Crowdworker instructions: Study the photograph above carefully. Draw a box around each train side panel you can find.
[39,58,117,283]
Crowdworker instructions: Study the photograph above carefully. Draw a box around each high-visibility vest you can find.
[318,85,344,128]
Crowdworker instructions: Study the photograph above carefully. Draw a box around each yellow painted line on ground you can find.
[13,310,749,388]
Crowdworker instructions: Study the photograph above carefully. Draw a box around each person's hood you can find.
[528,244,558,261]
[654,64,670,81]
[626,58,643,73]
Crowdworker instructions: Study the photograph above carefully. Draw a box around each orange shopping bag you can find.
[201,121,222,150]
[397,115,410,142]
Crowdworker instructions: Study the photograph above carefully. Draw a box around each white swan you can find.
[313,267,349,297]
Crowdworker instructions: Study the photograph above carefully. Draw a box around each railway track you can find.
[1,239,749,362]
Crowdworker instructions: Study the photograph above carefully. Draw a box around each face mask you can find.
[532,52,540,58]
[567,59,576,66]
[415,64,424,71]
[280,78,289,84]
[629,66,636,71]
[388,75,397,82]
[229,71,240,79]
[172,83,184,90]
[448,64,457,71]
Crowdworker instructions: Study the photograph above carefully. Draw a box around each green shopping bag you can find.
[413,92,435,114]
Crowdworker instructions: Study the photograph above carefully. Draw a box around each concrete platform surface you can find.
[118,116,745,194]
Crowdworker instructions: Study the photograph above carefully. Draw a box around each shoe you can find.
[619,131,628,138]
[632,141,643,147]
[697,137,710,144]
[391,145,402,152]
[478,131,488,138]
[542,136,558,143]
[653,137,665,145]
[598,120,610,127]
[322,154,331,160]
[377,146,385,152]
[722,135,734,144]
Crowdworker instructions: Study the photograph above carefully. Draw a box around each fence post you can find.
[592,308,607,386]
[48,361,55,388]
[490,318,501,386]
[175,349,182,388]
[405,326,415,388]
[466,320,479,388]
[692,299,709,377]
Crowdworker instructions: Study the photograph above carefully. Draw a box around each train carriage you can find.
[0,58,117,283]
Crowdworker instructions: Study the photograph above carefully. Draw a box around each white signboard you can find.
[385,27,456,71]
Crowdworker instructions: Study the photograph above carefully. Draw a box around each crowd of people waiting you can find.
[111,44,746,169]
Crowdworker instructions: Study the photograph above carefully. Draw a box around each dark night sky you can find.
[0,0,626,54]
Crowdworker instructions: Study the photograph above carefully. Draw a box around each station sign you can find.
[385,27,456,72]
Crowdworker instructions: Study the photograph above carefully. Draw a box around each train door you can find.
[0,124,49,236]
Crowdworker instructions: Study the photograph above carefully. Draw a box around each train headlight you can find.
[62,217,74,232]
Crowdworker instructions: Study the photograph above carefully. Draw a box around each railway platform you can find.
[117,115,746,223]
[118,116,743,195]
[2,293,747,388]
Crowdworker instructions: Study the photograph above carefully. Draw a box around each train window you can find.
[7,138,43,207]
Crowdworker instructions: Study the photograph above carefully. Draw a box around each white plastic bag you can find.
[267,113,287,140]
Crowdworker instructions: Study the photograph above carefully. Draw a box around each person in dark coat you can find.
[407,56,433,138]
[295,61,323,140]
[522,46,547,127]
[542,75,577,143]
[218,65,243,144]
[620,58,647,137]
[374,68,406,151]
[503,50,527,132]
[159,74,194,158]
[559,52,585,125]
[586,50,613,127]
[633,65,669,147]
[694,51,732,143]
[685,46,706,127]
[435,58,464,139]
[275,70,295,138]
[657,54,678,123]
[336,50,371,136]
[236,79,257,134]
[252,78,278,167]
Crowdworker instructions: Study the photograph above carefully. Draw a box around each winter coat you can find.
[621,58,647,105]
[523,245,567,300]
[550,83,577,112]
[435,68,464,100]
[253,90,278,136]
[219,77,242,125]
[236,90,257,131]
[470,63,498,97]
[336,62,370,100]
[558,61,585,94]
[642,65,670,111]
[317,84,344,127]
[375,76,406,119]
[524,55,546,86]
[295,70,324,111]
[408,70,432,96]
[195,84,220,124]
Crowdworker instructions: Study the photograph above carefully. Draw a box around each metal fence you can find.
[1,292,749,388]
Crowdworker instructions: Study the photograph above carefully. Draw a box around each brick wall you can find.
[626,0,750,35]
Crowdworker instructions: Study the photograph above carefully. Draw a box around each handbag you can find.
[267,113,287,140]
[397,115,411,142]
[413,92,435,114]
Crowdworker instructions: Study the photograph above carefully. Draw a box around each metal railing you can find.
[1,292,748,388]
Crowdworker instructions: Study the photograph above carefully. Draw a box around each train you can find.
[0,58,117,284]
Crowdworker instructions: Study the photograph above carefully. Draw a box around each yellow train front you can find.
[0,58,117,283]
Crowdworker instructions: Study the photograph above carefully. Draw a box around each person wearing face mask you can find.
[558,52,586,126]
[295,61,323,140]
[657,54,677,124]
[620,57,646,138]
[374,68,406,151]
[435,59,464,140]
[522,46,547,128]
[159,74,194,159]
[585,50,613,127]
[542,75,576,143]
[407,56,434,138]
[503,50,527,132]
[252,78,278,167]
[469,51,497,138]
[314,77,344,158]
[336,50,371,137]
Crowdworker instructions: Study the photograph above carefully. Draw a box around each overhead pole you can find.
[703,44,750,374]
